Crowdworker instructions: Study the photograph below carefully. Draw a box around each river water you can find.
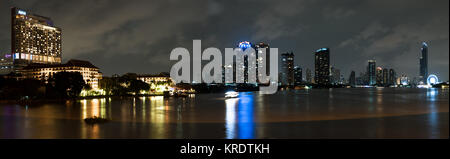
[0,88,448,139]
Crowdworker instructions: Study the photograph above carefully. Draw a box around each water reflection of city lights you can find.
[427,88,438,102]
[238,92,255,139]
[225,98,238,139]
[81,98,108,119]
[224,92,256,139]
[141,97,146,121]
[426,88,438,128]
[82,99,87,119]
[149,96,168,138]
[150,96,166,123]
[92,99,99,118]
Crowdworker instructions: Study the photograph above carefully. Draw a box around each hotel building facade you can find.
[11,7,62,68]
[137,72,174,85]
[20,60,103,89]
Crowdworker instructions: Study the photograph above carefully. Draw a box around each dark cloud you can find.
[0,0,448,81]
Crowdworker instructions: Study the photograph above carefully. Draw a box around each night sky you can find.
[0,0,448,81]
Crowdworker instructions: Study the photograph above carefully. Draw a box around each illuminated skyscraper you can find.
[11,7,62,68]
[231,41,271,84]
[383,68,389,86]
[238,41,251,83]
[255,42,270,84]
[367,60,376,86]
[314,48,330,85]
[281,52,294,86]
[389,69,396,86]
[376,67,383,85]
[420,42,428,84]
[294,66,302,86]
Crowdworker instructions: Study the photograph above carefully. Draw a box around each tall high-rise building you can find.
[281,52,294,86]
[383,68,389,86]
[376,67,383,85]
[419,42,428,84]
[294,66,302,86]
[306,68,312,84]
[231,41,270,84]
[237,41,251,83]
[11,7,62,69]
[349,71,356,86]
[367,60,376,86]
[389,69,396,86]
[314,48,330,85]
[254,42,270,84]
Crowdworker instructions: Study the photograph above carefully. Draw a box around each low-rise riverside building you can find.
[137,72,174,93]
[20,59,103,89]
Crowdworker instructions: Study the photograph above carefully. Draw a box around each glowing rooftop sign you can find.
[316,48,328,52]
[18,10,27,15]
[239,41,252,50]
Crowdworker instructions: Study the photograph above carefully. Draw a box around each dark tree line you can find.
[0,72,87,100]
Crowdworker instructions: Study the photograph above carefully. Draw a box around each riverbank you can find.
[0,94,167,104]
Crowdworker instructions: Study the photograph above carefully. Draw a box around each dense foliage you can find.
[0,72,86,100]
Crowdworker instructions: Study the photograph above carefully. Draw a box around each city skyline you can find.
[0,1,448,153]
[0,0,448,81]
